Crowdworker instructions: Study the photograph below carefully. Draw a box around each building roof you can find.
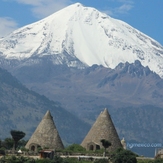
[25,110,64,150]
[81,108,122,151]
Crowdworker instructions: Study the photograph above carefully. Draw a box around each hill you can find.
[0,67,90,144]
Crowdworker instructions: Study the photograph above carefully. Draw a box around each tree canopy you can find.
[110,148,137,163]
[101,139,111,157]
[10,130,25,151]
[101,139,111,149]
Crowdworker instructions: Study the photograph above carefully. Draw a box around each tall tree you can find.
[101,139,111,157]
[10,130,25,152]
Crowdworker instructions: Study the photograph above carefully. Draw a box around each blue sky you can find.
[0,0,163,45]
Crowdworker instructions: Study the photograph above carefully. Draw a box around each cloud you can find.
[0,17,18,38]
[104,0,134,16]
[116,0,134,14]
[14,0,72,18]
[115,4,133,14]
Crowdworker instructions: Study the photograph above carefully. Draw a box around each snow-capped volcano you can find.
[0,3,163,77]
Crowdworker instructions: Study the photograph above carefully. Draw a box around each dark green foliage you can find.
[151,158,163,163]
[0,156,92,163]
[100,139,111,149]
[100,139,111,157]
[35,156,64,163]
[137,158,163,163]
[62,157,77,163]
[0,149,5,155]
[10,130,26,142]
[110,148,137,163]
[10,130,25,150]
[63,157,92,163]
[0,138,27,150]
[18,139,28,148]
[53,156,64,163]
[0,156,35,163]
[35,158,52,163]
[94,158,108,163]
[154,158,163,163]
[0,138,14,149]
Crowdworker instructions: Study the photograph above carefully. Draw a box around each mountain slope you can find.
[12,60,163,113]
[9,61,163,146]
[0,3,163,77]
[0,67,90,144]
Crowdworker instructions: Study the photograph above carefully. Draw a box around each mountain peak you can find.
[72,2,84,7]
[0,3,163,77]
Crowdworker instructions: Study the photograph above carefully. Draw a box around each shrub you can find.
[110,148,137,163]
[64,144,86,153]
[0,149,5,155]
[94,158,108,163]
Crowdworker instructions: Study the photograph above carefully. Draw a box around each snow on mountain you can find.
[0,3,163,77]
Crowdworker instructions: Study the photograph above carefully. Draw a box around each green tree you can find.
[10,130,26,151]
[101,139,111,157]
[2,138,14,149]
[111,148,137,163]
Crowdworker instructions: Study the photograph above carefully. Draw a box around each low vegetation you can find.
[1,136,163,163]
[110,148,138,163]
[137,158,163,163]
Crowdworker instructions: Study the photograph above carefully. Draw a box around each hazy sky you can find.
[0,0,162,45]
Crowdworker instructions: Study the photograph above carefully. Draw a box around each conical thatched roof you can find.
[81,108,122,151]
[25,110,64,151]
